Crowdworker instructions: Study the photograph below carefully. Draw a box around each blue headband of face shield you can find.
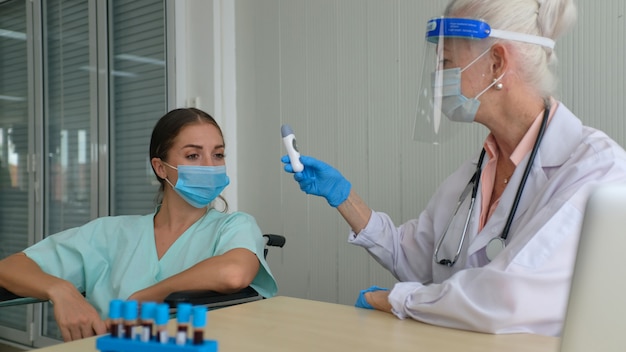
[425,17,555,49]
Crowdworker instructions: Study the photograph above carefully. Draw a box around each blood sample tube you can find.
[175,303,193,345]
[122,300,138,340]
[140,301,156,342]
[108,299,124,338]
[192,306,207,345]
[155,303,170,344]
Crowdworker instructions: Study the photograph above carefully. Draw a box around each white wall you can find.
[234,0,479,305]
[173,0,214,113]
[174,0,241,209]
[183,0,626,306]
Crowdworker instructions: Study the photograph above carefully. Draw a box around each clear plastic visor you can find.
[413,19,482,144]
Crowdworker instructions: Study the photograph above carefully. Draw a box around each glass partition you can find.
[0,0,168,347]
[0,0,32,344]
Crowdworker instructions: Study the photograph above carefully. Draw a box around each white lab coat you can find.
[349,102,626,336]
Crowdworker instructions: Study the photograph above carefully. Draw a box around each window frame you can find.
[0,0,175,347]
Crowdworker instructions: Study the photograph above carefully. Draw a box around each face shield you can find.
[413,17,555,143]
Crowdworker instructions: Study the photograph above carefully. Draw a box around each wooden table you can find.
[31,296,560,352]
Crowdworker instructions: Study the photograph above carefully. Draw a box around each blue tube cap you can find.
[155,303,170,325]
[140,302,157,321]
[108,299,123,320]
[176,303,193,323]
[122,300,138,321]
[192,306,207,327]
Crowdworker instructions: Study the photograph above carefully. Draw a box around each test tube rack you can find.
[96,335,218,352]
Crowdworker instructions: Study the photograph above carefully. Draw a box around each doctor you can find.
[282,0,626,336]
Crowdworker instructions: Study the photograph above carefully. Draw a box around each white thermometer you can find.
[281,124,304,172]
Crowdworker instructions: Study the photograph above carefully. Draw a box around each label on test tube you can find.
[155,303,170,344]
[176,303,193,345]
[140,302,156,342]
[108,299,124,338]
[122,300,138,340]
[192,306,208,345]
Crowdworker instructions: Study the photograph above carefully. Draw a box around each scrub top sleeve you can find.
[213,212,265,255]
[23,227,87,292]
[213,212,278,298]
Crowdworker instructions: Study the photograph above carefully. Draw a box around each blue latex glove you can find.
[281,155,351,207]
[355,285,389,309]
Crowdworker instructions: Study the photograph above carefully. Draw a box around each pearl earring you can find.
[493,78,503,90]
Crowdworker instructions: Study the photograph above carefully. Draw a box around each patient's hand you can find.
[49,281,107,341]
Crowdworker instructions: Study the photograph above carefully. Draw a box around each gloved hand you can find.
[354,285,389,309]
[281,155,351,207]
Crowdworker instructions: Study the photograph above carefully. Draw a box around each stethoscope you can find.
[433,103,550,266]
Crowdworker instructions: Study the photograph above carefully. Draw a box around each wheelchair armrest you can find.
[1,235,285,310]
[263,234,286,248]
[165,234,284,310]
[0,287,22,301]
[164,286,261,308]
[262,233,286,259]
[0,287,47,307]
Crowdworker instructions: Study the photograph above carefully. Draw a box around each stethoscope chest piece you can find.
[486,237,506,261]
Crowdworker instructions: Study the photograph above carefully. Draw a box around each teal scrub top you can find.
[23,209,278,318]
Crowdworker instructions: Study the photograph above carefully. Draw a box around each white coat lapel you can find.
[467,103,582,257]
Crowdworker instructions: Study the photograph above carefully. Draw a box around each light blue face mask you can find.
[432,49,503,123]
[163,163,230,208]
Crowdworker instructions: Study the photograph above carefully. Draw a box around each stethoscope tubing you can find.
[435,102,551,266]
[433,149,485,266]
[498,103,550,241]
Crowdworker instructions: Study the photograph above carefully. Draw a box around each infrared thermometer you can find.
[281,124,304,172]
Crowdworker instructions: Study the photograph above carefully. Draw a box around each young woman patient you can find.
[0,108,277,341]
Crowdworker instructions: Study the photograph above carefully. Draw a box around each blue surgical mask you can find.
[435,67,482,123]
[163,162,230,208]
[431,48,502,123]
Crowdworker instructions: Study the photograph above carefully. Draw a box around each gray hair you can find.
[445,0,577,97]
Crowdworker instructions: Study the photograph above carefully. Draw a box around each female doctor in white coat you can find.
[281,0,626,337]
